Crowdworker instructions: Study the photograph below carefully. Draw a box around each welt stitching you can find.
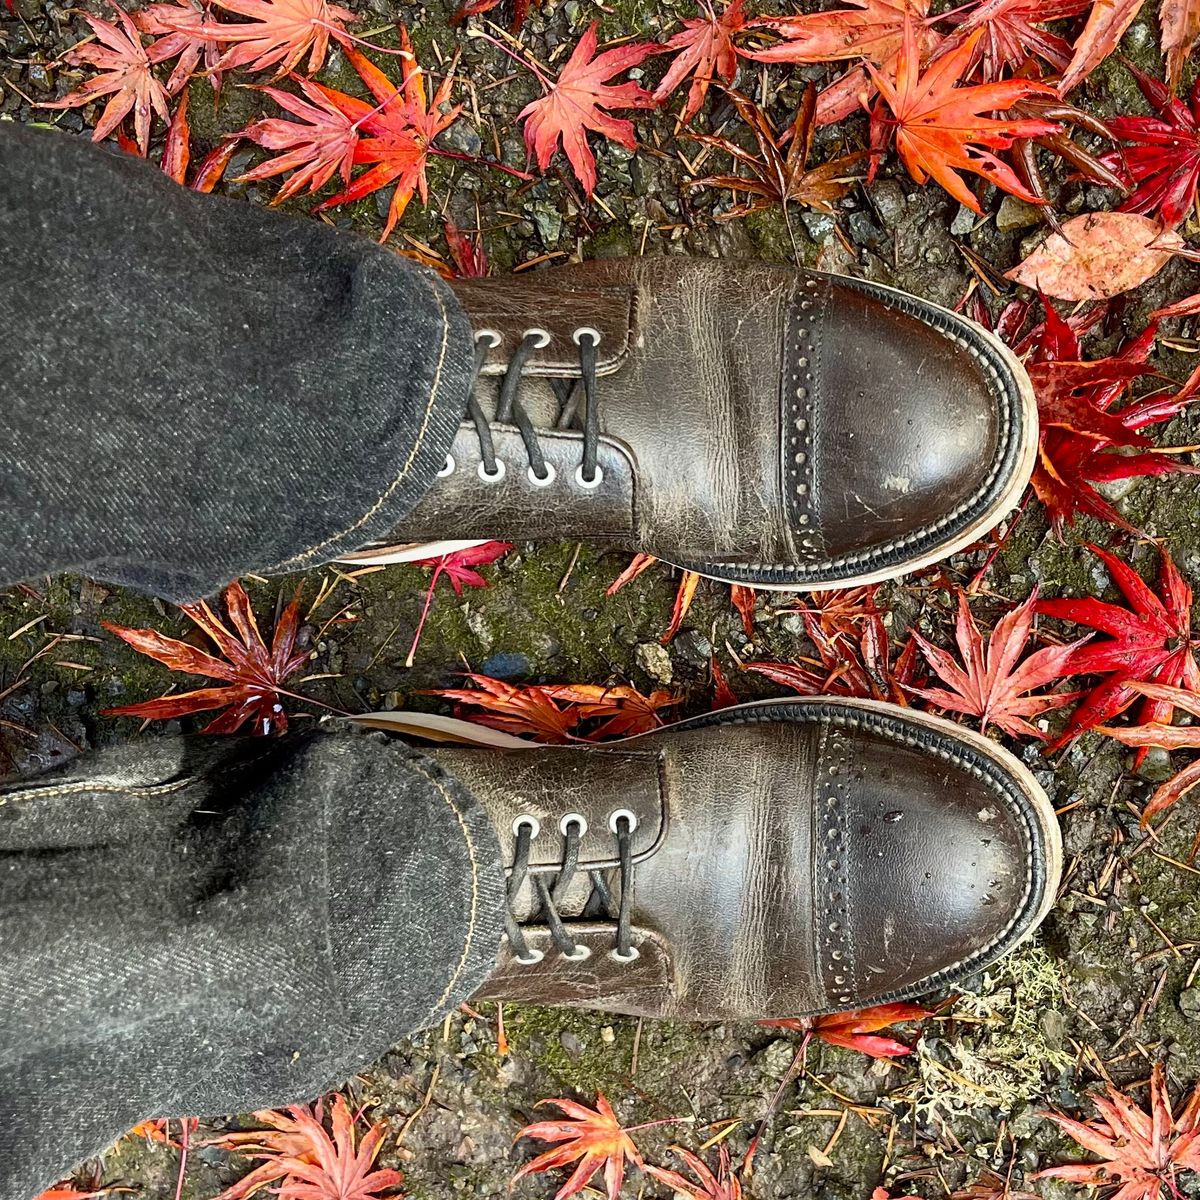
[272,273,455,570]
[410,756,483,1024]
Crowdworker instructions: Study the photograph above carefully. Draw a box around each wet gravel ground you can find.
[7,0,1200,1196]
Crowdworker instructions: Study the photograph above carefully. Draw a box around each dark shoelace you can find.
[504,812,637,964]
[465,327,602,487]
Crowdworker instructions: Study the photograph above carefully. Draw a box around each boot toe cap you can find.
[789,276,1035,580]
[815,705,1056,1008]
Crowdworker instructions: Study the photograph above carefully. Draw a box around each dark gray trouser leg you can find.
[0,727,503,1199]
[0,122,473,601]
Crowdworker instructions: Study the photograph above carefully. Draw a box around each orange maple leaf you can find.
[906,590,1083,740]
[653,0,748,125]
[541,682,682,737]
[512,1093,645,1200]
[746,0,940,125]
[426,673,680,742]
[205,1094,405,1200]
[202,0,357,76]
[239,30,460,239]
[518,22,659,197]
[761,1002,932,1058]
[43,0,173,155]
[866,18,1061,213]
[102,580,312,736]
[318,37,461,239]
[1058,0,1147,96]
[1162,0,1200,92]
[1036,1064,1200,1200]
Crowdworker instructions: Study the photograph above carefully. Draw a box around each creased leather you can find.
[390,258,1031,587]
[452,700,1052,1021]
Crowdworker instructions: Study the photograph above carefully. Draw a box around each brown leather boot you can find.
[412,698,1060,1020]
[378,258,1037,590]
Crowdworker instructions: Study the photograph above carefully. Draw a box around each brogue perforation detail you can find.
[782,274,825,564]
[675,699,1050,1012]
[690,274,1029,586]
[817,720,857,1006]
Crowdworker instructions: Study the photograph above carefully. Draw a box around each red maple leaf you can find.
[540,682,682,737]
[761,1002,933,1058]
[866,19,1060,214]
[319,37,461,239]
[991,297,1200,534]
[205,1094,405,1200]
[202,0,357,76]
[101,580,312,736]
[746,611,917,705]
[1037,544,1200,758]
[1096,681,1200,829]
[744,1001,932,1176]
[1100,62,1200,230]
[653,0,748,125]
[133,0,224,95]
[606,554,703,645]
[943,0,1091,82]
[43,0,173,155]
[161,87,190,183]
[745,0,942,126]
[512,1093,646,1200]
[403,540,512,666]
[784,585,882,636]
[906,591,1083,740]
[239,76,360,203]
[425,673,582,743]
[1036,1064,1200,1200]
[518,22,658,197]
[444,217,490,277]
[646,1146,743,1200]
[239,31,461,240]
[451,0,534,32]
[730,583,757,638]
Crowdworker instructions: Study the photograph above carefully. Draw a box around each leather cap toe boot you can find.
[424,698,1060,1021]
[382,258,1038,590]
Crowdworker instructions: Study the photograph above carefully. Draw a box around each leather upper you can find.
[392,257,1035,588]
[437,699,1058,1021]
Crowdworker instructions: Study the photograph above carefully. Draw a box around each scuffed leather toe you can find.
[790,275,1034,579]
[814,703,1054,1009]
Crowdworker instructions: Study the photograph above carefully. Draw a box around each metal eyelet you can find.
[514,947,545,966]
[512,814,541,839]
[528,462,557,488]
[559,812,588,837]
[478,459,506,483]
[436,454,455,478]
[561,944,592,963]
[523,327,551,349]
[608,808,638,835]
[475,328,502,348]
[574,464,604,490]
[572,326,602,347]
[610,946,640,963]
